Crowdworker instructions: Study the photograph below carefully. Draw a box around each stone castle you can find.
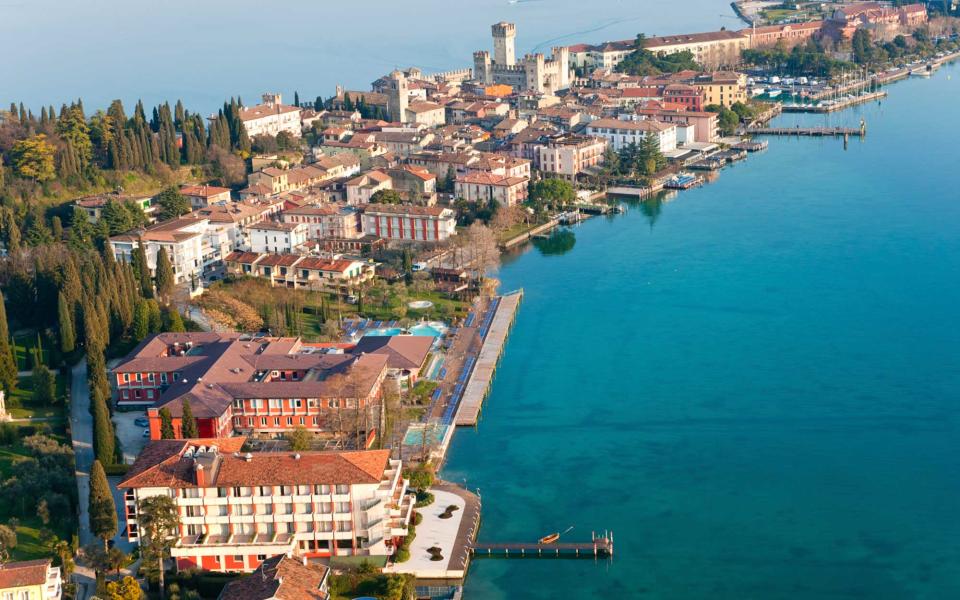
[473,22,571,95]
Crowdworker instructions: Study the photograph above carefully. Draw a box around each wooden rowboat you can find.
[539,533,560,544]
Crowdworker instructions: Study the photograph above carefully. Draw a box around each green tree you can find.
[706,104,740,136]
[155,186,190,221]
[58,292,76,353]
[529,178,576,210]
[32,363,56,404]
[132,300,150,340]
[285,426,312,451]
[92,389,116,464]
[0,291,18,395]
[146,299,162,333]
[181,399,198,438]
[137,495,180,600]
[0,524,17,562]
[163,306,185,332]
[11,134,56,182]
[159,407,175,439]
[89,460,118,550]
[370,189,403,204]
[131,243,154,298]
[104,576,143,600]
[154,247,175,299]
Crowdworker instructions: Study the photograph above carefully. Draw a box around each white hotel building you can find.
[239,93,303,139]
[119,439,414,573]
[585,118,678,153]
[362,204,457,242]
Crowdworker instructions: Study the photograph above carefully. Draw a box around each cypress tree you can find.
[92,389,116,464]
[181,399,198,438]
[159,408,175,439]
[132,300,150,341]
[0,291,18,395]
[146,299,162,333]
[131,243,153,298]
[164,306,185,333]
[154,247,174,299]
[58,292,76,353]
[89,460,118,550]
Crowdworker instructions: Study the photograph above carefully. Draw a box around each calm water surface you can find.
[443,66,960,598]
[2,0,732,113]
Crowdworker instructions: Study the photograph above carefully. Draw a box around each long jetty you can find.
[472,533,614,559]
[454,290,523,426]
[751,126,864,138]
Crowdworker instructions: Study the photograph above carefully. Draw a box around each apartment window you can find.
[232,486,243,497]
[122,373,129,383]
[257,486,271,496]
[148,373,155,382]
[161,373,168,383]
[286,417,293,426]
[135,373,142,382]
[173,372,180,382]
[268,398,281,410]
[294,399,303,409]
[251,399,263,409]
[274,417,280,426]
[299,417,305,426]
[233,399,243,409]
[256,554,266,561]
[233,555,243,562]
[260,417,267,426]
[335,502,350,513]
[185,506,200,517]
[217,488,228,498]
[335,484,349,495]
[315,484,331,495]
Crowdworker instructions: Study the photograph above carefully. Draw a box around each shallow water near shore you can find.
[443,64,960,598]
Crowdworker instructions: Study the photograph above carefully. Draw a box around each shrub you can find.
[414,491,434,508]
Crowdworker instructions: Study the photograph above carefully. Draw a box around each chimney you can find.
[194,463,205,487]
[244,453,253,462]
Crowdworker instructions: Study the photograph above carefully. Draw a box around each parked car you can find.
[134,417,149,427]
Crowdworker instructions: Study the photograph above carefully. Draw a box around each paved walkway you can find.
[428,297,488,421]
[455,291,522,426]
[70,359,93,549]
[385,483,480,579]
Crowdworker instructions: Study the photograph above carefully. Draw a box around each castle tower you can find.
[473,50,493,85]
[262,92,282,106]
[492,22,517,66]
[552,46,571,90]
[523,53,546,94]
[386,70,409,123]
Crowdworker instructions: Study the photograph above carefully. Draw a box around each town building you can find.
[742,21,824,49]
[74,193,155,223]
[246,221,308,254]
[586,118,678,152]
[634,106,719,143]
[694,72,747,108]
[112,332,389,434]
[181,185,232,209]
[823,3,927,41]
[352,336,433,389]
[473,22,572,94]
[361,204,457,242]
[0,559,62,600]
[532,134,608,182]
[644,30,749,70]
[568,39,636,71]
[219,553,329,600]
[240,94,302,139]
[223,252,374,292]
[345,171,393,205]
[455,173,529,206]
[119,440,414,570]
[280,205,361,240]
[662,84,705,112]
[109,216,209,285]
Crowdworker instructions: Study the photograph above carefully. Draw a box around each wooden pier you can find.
[472,533,613,559]
[454,290,523,426]
[751,126,864,138]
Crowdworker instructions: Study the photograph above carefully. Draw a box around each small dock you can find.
[454,290,523,426]
[607,182,664,199]
[472,532,613,559]
[782,90,886,113]
[733,140,768,152]
[752,126,864,138]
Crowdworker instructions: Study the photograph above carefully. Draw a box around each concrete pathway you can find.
[70,358,93,548]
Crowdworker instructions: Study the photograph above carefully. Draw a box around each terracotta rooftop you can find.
[239,103,300,122]
[0,559,53,589]
[220,554,329,600]
[363,203,452,217]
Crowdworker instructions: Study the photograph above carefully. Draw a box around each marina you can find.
[471,532,614,559]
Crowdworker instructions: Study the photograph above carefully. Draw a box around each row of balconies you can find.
[180,493,352,506]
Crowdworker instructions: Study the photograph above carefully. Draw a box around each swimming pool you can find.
[363,322,447,338]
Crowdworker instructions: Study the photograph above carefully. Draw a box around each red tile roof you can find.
[220,554,328,600]
[0,560,52,589]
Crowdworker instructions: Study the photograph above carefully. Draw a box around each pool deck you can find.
[454,291,522,426]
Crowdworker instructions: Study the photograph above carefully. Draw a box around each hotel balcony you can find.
[173,532,296,556]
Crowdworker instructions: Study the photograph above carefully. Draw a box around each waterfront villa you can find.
[119,440,414,571]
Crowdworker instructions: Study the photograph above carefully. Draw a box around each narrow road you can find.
[70,358,93,548]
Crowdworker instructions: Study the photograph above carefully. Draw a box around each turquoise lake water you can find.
[443,66,960,598]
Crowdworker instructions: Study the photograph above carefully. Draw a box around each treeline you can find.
[615,34,701,76]
[742,39,852,77]
[0,96,253,206]
[325,93,390,120]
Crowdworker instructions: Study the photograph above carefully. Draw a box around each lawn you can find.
[12,334,49,371]
[6,374,69,421]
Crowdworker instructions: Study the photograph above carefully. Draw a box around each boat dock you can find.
[782,90,886,113]
[607,182,664,199]
[733,140,768,152]
[752,126,864,138]
[471,532,614,559]
[454,290,523,426]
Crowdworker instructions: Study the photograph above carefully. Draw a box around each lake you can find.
[1,0,734,114]
[442,65,960,598]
